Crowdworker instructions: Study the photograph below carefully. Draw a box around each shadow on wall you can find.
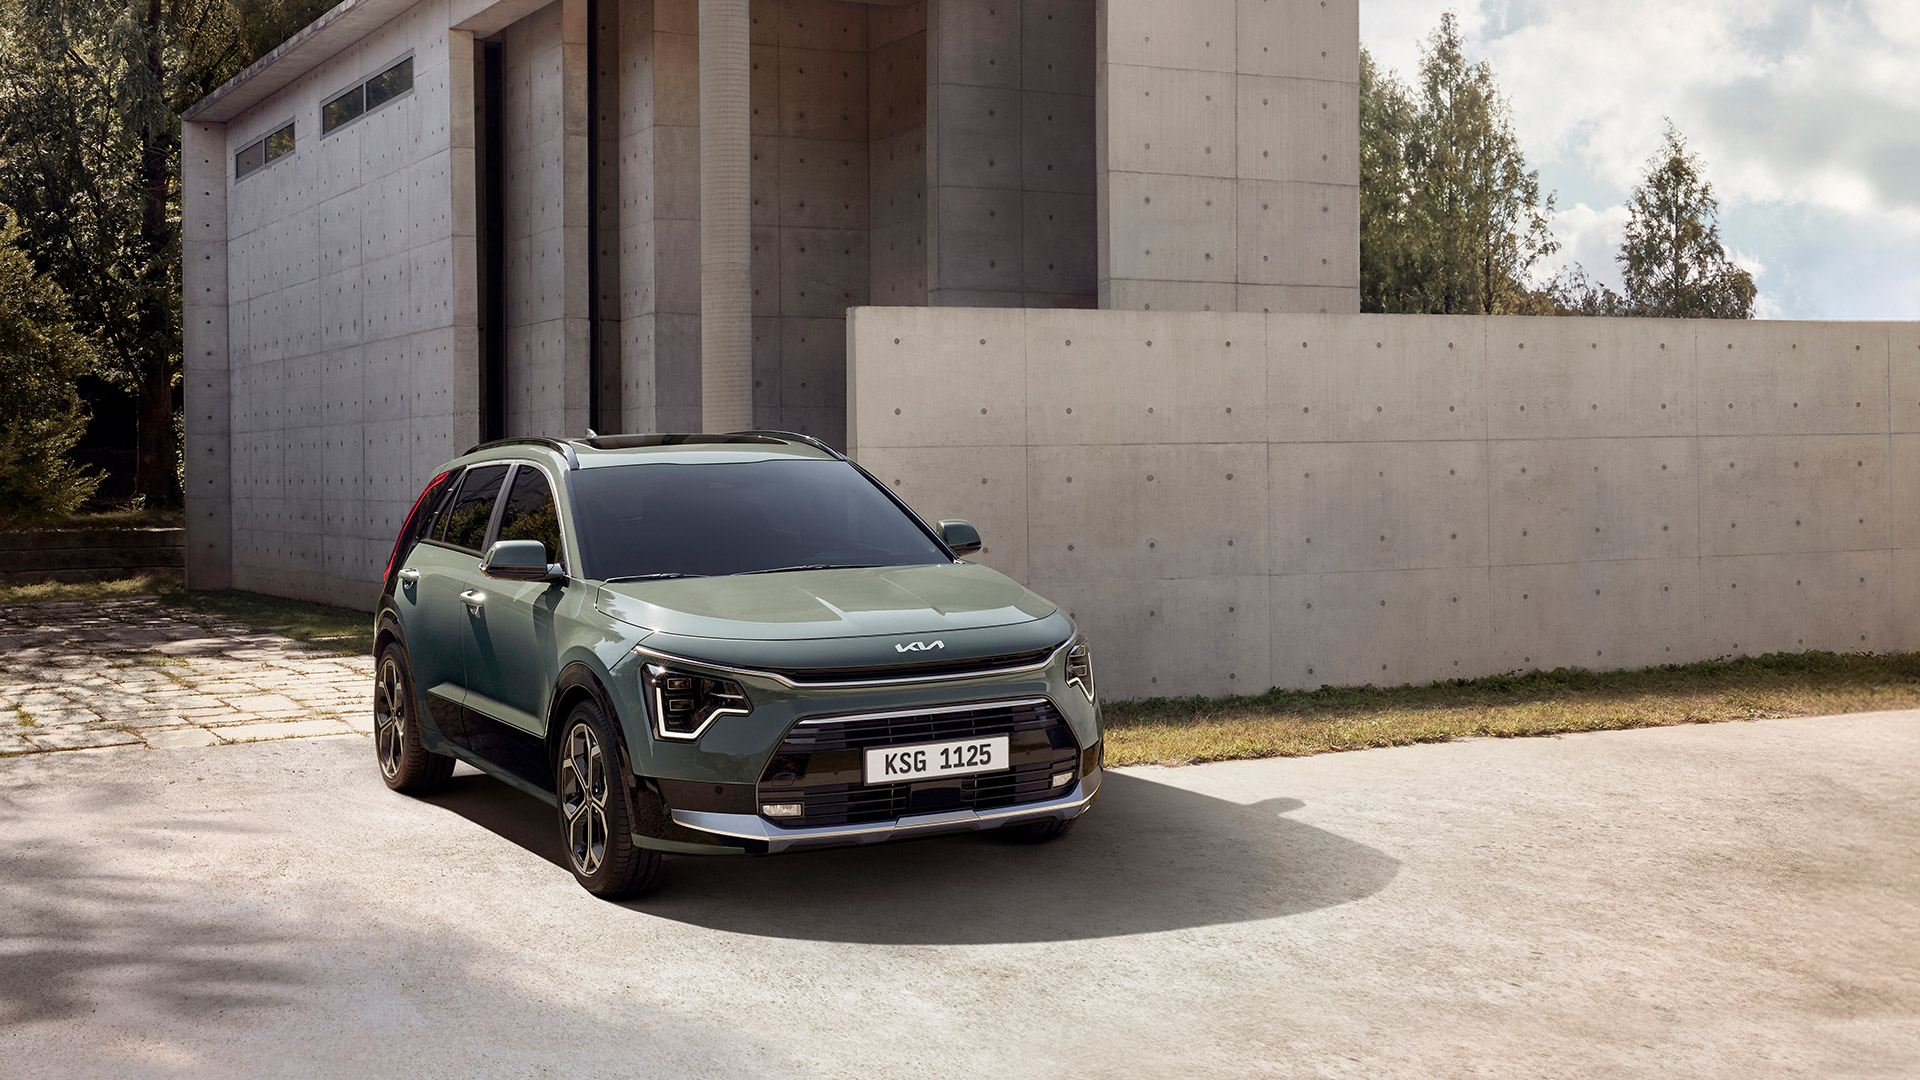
[426,769,1401,945]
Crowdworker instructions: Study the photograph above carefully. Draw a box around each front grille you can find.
[757,699,1081,829]
[766,646,1057,685]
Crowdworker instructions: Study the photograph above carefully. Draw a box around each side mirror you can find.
[482,539,566,583]
[937,520,983,557]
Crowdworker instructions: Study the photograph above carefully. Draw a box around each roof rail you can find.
[727,430,846,460]
[462,437,582,470]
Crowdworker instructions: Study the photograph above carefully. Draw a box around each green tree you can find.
[1359,47,1421,313]
[0,0,246,508]
[0,210,102,527]
[1540,263,1625,317]
[1360,13,1558,315]
[229,0,334,57]
[1616,123,1756,319]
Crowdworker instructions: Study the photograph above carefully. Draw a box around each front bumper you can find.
[671,767,1102,854]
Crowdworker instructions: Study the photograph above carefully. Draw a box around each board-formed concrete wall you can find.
[848,307,1920,699]
[214,0,474,604]
[926,0,1097,309]
[1095,0,1360,315]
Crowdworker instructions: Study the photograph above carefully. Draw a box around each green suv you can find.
[373,432,1102,898]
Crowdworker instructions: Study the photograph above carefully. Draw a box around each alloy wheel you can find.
[374,655,407,779]
[560,722,609,876]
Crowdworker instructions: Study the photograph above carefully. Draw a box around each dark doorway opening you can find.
[477,40,506,443]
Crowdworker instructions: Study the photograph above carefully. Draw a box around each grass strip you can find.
[8,577,1918,767]
[0,573,373,657]
[1104,651,1920,766]
[0,507,186,532]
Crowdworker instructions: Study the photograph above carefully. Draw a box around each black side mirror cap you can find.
[937,519,983,557]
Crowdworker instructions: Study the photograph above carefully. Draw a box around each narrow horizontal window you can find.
[323,56,413,137]
[364,57,413,111]
[234,139,265,178]
[322,86,364,134]
[235,121,294,179]
[264,123,295,161]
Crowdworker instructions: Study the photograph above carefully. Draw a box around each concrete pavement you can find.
[1,712,1915,1079]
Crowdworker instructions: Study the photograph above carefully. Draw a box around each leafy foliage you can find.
[1538,124,1757,320]
[1359,14,1558,315]
[229,0,335,58]
[0,0,248,506]
[0,210,102,527]
[1616,123,1756,319]
[1539,263,1627,317]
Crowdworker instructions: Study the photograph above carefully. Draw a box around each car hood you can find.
[595,562,1059,643]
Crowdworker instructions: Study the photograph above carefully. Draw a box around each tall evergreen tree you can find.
[1359,47,1421,313]
[1359,13,1558,315]
[1617,123,1756,319]
[0,209,102,526]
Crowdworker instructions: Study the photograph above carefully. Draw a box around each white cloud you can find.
[1540,202,1630,289]
[1359,0,1920,318]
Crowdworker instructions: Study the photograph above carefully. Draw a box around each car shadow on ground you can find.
[426,769,1401,944]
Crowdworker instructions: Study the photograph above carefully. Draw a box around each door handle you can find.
[460,590,486,612]
[398,568,421,583]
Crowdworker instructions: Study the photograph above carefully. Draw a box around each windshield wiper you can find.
[736,563,882,576]
[603,573,708,583]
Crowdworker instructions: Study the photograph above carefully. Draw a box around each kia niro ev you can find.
[373,432,1102,898]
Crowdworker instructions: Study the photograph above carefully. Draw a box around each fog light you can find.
[761,802,805,818]
[1050,771,1074,790]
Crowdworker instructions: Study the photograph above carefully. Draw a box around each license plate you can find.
[864,735,1010,785]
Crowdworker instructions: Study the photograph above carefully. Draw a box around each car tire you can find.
[555,699,664,899]
[1003,816,1078,843]
[373,642,456,794]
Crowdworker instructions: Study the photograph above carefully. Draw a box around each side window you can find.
[438,464,509,553]
[497,465,565,565]
[412,469,461,547]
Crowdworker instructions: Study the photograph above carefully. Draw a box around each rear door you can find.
[402,463,510,739]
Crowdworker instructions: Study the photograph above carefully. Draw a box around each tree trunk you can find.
[135,371,174,504]
[134,0,179,506]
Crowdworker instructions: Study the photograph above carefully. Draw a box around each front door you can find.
[462,462,570,788]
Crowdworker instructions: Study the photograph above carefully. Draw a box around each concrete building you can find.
[184,0,1911,698]
[182,0,1360,603]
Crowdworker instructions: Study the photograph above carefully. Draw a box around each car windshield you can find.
[571,458,950,581]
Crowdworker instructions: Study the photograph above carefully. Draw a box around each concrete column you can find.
[180,120,231,590]
[1095,0,1360,314]
[698,0,752,432]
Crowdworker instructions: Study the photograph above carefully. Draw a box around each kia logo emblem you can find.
[895,640,945,653]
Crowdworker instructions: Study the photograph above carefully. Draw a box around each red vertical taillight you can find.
[385,471,450,586]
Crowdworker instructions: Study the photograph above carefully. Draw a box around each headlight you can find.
[1066,638,1096,704]
[642,663,751,740]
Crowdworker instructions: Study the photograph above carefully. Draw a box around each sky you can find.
[1358,0,1920,319]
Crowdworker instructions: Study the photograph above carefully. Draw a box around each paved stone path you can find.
[0,598,371,756]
